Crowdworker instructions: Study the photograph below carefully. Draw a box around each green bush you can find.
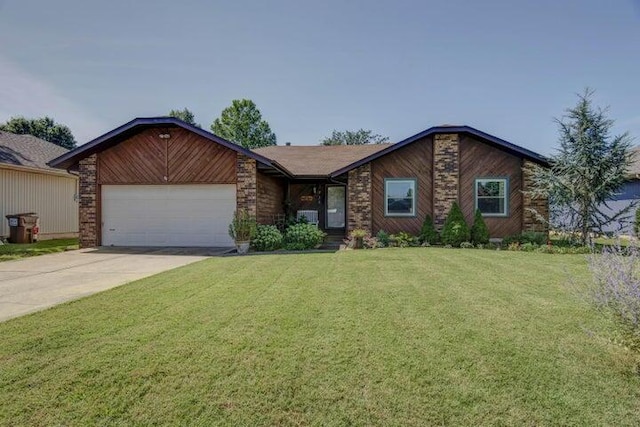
[440,202,470,247]
[419,215,440,244]
[503,231,547,246]
[390,232,418,247]
[470,209,489,244]
[283,223,326,250]
[376,230,390,247]
[228,209,257,242]
[252,225,283,251]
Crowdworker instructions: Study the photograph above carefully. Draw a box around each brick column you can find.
[433,134,459,229]
[236,154,257,217]
[79,154,98,248]
[522,160,549,233]
[347,163,372,234]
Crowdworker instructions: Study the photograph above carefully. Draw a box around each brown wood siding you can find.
[371,136,433,235]
[98,127,237,185]
[459,135,523,238]
[256,171,286,224]
[168,128,236,183]
[98,130,166,184]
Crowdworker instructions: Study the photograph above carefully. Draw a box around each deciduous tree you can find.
[321,129,389,145]
[0,116,76,149]
[211,99,276,149]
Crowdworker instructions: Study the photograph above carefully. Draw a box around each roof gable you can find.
[49,117,287,173]
[329,125,549,177]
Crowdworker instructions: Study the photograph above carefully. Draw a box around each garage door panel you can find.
[102,185,236,247]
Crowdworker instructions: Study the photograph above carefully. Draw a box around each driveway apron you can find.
[0,247,225,322]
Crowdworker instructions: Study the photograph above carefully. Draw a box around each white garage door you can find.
[102,185,236,247]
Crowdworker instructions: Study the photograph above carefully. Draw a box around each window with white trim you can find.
[384,179,416,216]
[475,178,508,216]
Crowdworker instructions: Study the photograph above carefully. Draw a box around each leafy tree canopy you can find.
[526,88,634,244]
[169,108,200,127]
[0,116,76,149]
[321,129,389,146]
[211,99,276,149]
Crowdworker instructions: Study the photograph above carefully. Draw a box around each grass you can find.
[0,238,79,261]
[0,248,639,425]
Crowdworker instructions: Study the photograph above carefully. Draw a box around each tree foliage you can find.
[211,99,276,149]
[168,108,200,127]
[470,209,490,244]
[419,214,439,244]
[0,116,76,149]
[526,89,634,244]
[321,129,389,146]
[440,202,470,247]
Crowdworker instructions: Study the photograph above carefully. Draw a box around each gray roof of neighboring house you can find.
[0,131,72,173]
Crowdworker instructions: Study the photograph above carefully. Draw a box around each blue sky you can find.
[0,0,638,154]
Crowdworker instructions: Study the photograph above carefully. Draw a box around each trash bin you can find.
[5,213,39,244]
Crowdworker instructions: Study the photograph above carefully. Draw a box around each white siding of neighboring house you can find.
[0,166,78,239]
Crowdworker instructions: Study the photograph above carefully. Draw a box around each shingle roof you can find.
[0,131,71,173]
[253,144,391,177]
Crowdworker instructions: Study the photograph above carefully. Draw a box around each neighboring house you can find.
[599,146,640,235]
[0,131,79,240]
[50,117,549,248]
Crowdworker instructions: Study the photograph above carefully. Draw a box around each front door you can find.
[326,186,346,229]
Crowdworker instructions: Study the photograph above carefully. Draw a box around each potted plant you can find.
[228,209,257,254]
[349,228,368,249]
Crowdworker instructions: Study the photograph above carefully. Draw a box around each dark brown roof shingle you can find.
[253,144,391,176]
[0,131,71,172]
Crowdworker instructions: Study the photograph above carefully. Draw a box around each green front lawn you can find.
[0,238,79,261]
[1,249,638,425]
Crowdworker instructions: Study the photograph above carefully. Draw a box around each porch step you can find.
[321,234,345,250]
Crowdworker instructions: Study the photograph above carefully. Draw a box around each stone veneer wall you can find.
[433,134,460,229]
[522,160,549,232]
[79,154,98,248]
[347,163,372,234]
[236,154,257,217]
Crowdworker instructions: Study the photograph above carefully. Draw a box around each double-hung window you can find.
[475,178,508,216]
[384,178,416,216]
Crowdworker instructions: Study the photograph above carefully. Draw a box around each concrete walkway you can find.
[0,247,228,322]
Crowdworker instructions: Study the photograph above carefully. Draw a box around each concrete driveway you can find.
[0,247,229,322]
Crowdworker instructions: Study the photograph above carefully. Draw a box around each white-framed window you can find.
[475,178,508,216]
[384,178,416,216]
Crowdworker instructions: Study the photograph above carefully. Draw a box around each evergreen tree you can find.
[526,89,634,244]
[419,214,439,244]
[440,202,470,247]
[470,209,490,244]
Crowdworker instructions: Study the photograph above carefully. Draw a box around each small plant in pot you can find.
[228,209,257,254]
[349,229,368,249]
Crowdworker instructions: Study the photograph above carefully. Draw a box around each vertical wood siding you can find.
[256,171,286,225]
[98,127,236,185]
[0,168,78,237]
[371,136,433,235]
[458,135,523,238]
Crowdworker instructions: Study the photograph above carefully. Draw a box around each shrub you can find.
[470,209,489,244]
[345,229,369,249]
[503,231,548,246]
[440,202,470,247]
[419,215,440,245]
[376,230,390,247]
[390,232,418,248]
[635,208,640,237]
[586,245,640,361]
[283,223,326,250]
[228,209,257,242]
[460,241,474,249]
[252,225,283,251]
